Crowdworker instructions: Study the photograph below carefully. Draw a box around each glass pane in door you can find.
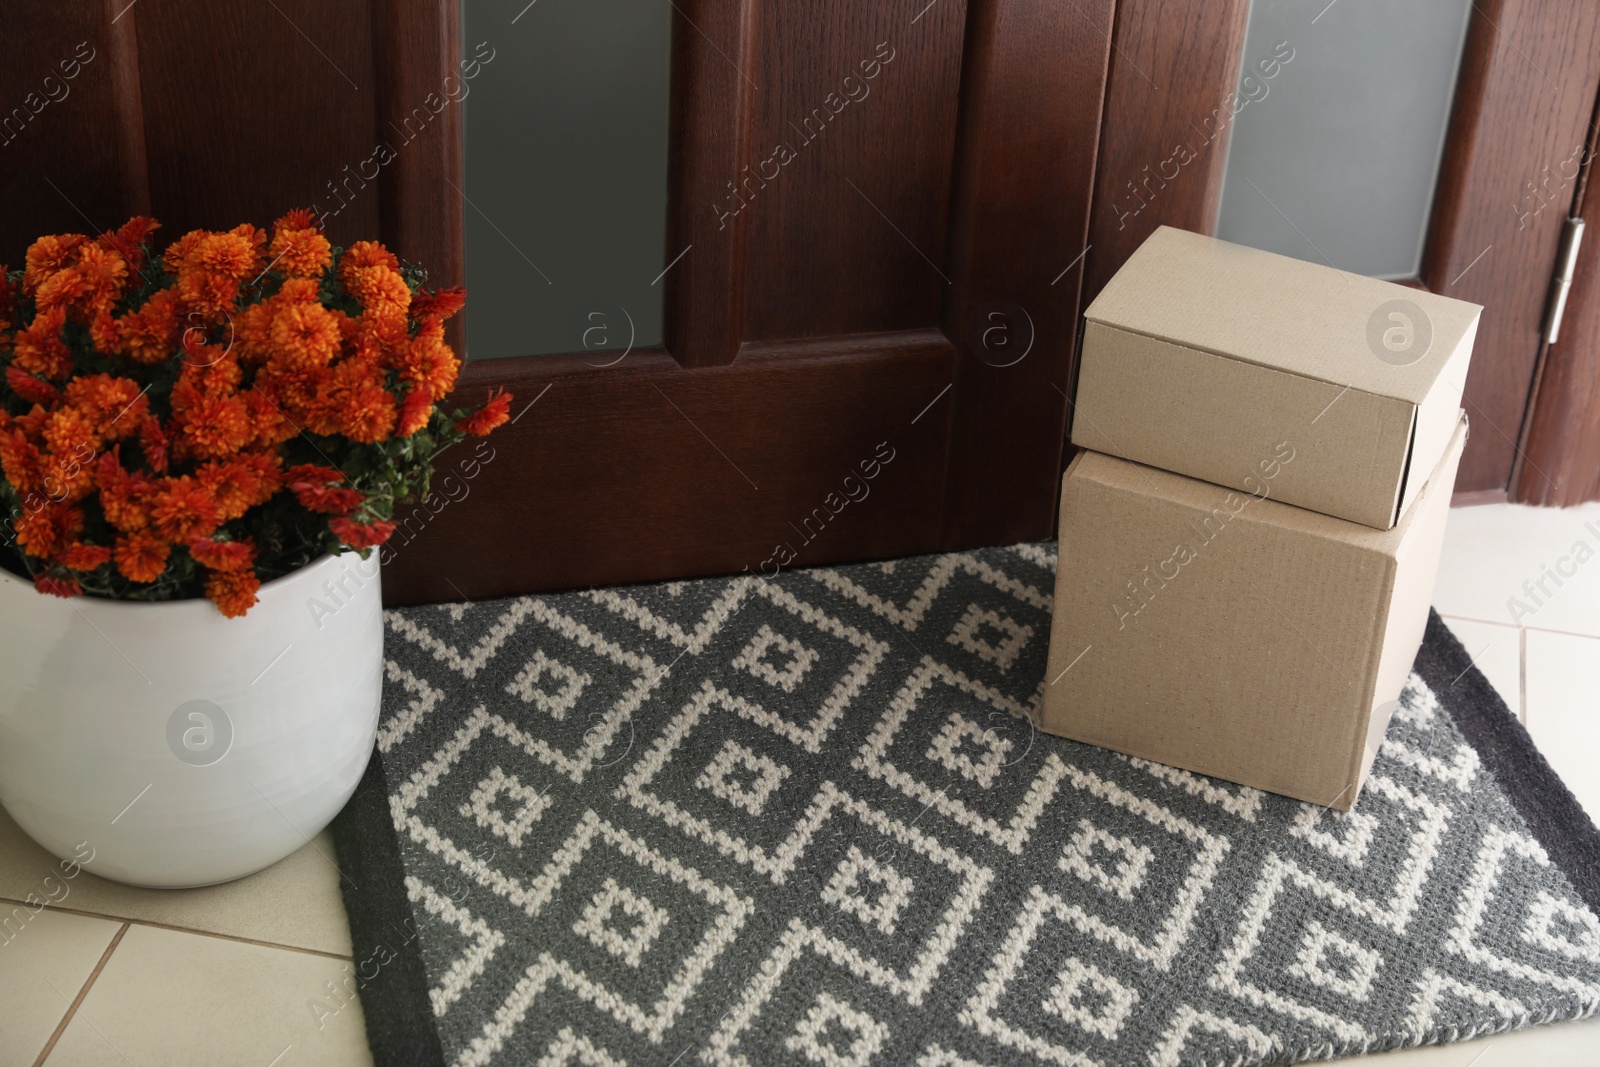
[461,0,671,359]
[1215,0,1473,279]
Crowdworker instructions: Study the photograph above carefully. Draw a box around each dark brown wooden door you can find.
[1,0,1114,605]
[381,0,1117,604]
[9,1,1600,611]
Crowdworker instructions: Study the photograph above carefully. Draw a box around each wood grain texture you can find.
[1080,0,1250,307]
[0,3,146,262]
[374,0,464,349]
[663,0,760,368]
[1422,0,1600,494]
[380,335,955,604]
[939,0,1113,549]
[132,0,377,246]
[1514,91,1600,506]
[740,0,967,343]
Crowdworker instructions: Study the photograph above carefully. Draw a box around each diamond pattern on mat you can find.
[366,546,1600,1067]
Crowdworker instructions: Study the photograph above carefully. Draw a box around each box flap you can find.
[1085,226,1482,406]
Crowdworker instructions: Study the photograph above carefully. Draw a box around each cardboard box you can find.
[1039,414,1468,810]
[1073,226,1480,529]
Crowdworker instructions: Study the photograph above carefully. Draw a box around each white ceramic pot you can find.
[0,552,382,888]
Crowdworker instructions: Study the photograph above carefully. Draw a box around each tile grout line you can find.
[0,896,353,962]
[31,921,128,1067]
[1439,612,1600,643]
[1520,625,1529,727]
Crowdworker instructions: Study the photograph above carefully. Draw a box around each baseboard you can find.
[1451,487,1508,508]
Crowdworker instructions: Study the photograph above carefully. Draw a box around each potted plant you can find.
[0,211,509,887]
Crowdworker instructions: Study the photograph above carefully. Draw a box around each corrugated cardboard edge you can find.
[1084,227,1483,404]
[1395,321,1477,519]
[1072,320,1415,528]
[1343,414,1470,806]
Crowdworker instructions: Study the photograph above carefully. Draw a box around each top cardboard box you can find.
[1073,227,1481,529]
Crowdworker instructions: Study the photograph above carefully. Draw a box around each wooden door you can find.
[389,0,1118,604]
[0,0,1115,605]
[9,1,1600,612]
[1079,0,1600,507]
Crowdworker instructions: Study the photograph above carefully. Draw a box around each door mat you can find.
[330,544,1600,1067]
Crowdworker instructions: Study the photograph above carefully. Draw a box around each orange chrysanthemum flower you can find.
[191,232,260,282]
[12,507,61,559]
[410,286,467,323]
[338,241,401,286]
[329,515,396,550]
[398,333,460,401]
[6,366,61,407]
[64,374,147,441]
[177,270,240,319]
[2,215,509,617]
[349,313,408,367]
[97,217,160,269]
[456,388,513,437]
[396,387,433,437]
[286,464,361,514]
[274,208,320,232]
[41,406,101,461]
[13,502,82,561]
[34,573,81,598]
[117,290,183,364]
[58,541,113,572]
[163,230,207,274]
[267,226,332,279]
[23,233,88,294]
[171,390,252,461]
[240,387,298,448]
[12,307,73,379]
[189,536,256,572]
[0,431,45,494]
[346,266,411,323]
[114,532,170,583]
[148,476,222,542]
[231,301,274,363]
[35,243,128,320]
[338,380,397,444]
[198,454,282,520]
[204,568,261,618]
[139,417,170,474]
[269,301,342,369]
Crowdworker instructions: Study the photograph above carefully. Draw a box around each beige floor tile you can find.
[1524,628,1600,823]
[43,923,372,1067]
[0,909,122,1067]
[1335,1016,1600,1063]
[1439,615,1523,719]
[0,806,353,956]
[1433,501,1600,637]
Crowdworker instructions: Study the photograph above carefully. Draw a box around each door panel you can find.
[742,1,967,343]
[1082,0,1251,305]
[380,0,1112,603]
[383,336,954,603]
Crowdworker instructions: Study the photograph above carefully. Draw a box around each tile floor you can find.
[3,502,1598,1066]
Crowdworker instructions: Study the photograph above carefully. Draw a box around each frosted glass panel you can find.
[462,0,671,359]
[1216,0,1472,279]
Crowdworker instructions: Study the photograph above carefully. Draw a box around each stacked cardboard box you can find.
[1040,227,1481,810]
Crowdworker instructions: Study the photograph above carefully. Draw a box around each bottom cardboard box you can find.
[1040,414,1468,810]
